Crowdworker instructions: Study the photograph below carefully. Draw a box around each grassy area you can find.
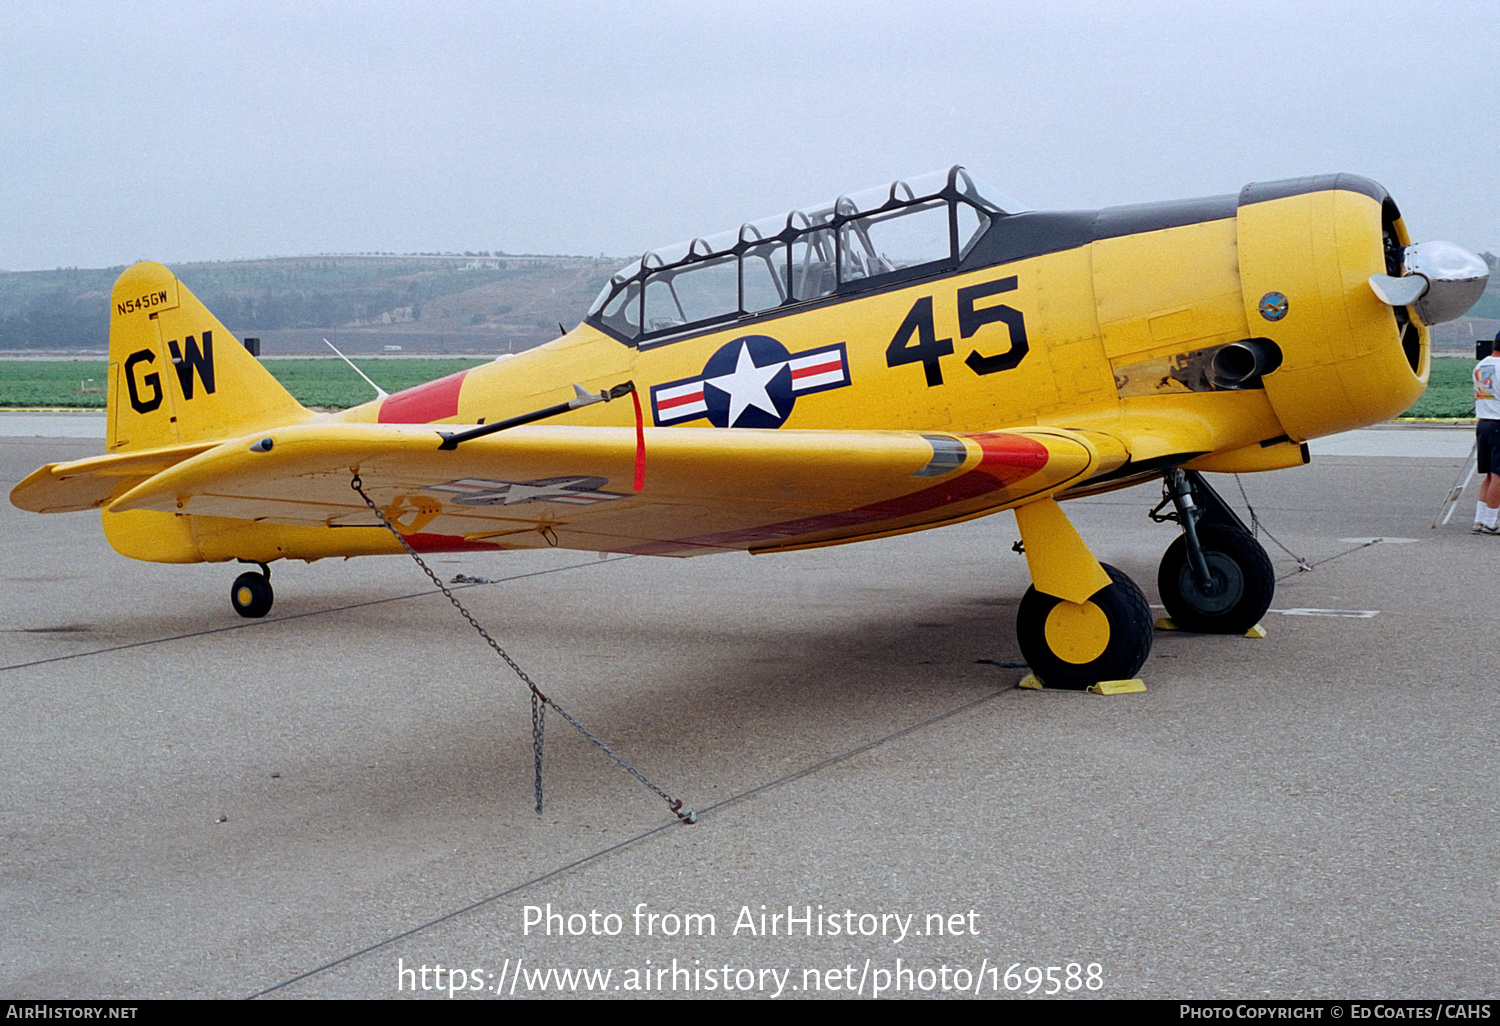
[1402,356,1475,418]
[0,358,489,410]
[256,358,489,408]
[0,359,110,407]
[0,353,1481,416]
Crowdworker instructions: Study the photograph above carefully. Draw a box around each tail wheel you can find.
[231,571,274,619]
[1016,563,1153,689]
[1157,523,1274,634]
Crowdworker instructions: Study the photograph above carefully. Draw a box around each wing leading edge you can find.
[70,423,1121,560]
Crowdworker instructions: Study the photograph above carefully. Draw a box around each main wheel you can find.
[1016,563,1153,689]
[1157,523,1273,634]
[230,571,274,619]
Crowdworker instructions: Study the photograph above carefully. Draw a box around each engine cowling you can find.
[1235,175,1433,442]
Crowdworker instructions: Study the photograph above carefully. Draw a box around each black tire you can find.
[230,571,274,619]
[1157,523,1273,634]
[1016,563,1153,689]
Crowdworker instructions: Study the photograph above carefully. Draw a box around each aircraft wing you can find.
[80,423,1118,556]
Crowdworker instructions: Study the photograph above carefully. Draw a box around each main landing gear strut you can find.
[1009,471,1274,689]
[230,562,274,618]
[1012,499,1153,689]
[1150,469,1274,635]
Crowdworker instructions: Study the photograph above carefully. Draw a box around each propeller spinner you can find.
[1369,240,1489,325]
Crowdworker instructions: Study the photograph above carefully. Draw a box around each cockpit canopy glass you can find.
[585,166,1024,345]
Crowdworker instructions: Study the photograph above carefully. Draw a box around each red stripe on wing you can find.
[405,532,504,553]
[622,432,1050,555]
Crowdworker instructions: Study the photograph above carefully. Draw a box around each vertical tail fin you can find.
[107,261,312,452]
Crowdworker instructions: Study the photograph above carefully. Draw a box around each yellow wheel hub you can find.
[236,586,253,606]
[1043,599,1110,664]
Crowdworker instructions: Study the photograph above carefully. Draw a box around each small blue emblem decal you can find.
[1259,292,1289,322]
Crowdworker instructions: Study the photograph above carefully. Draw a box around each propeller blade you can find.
[1368,273,1428,306]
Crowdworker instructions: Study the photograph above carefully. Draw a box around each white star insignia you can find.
[488,481,588,505]
[431,476,626,506]
[704,341,786,426]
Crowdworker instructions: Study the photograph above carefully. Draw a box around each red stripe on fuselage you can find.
[621,432,1051,555]
[791,358,841,379]
[657,389,705,411]
[378,370,471,423]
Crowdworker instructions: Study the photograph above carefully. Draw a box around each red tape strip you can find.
[631,389,646,491]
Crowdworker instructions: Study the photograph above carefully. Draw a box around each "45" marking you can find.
[885,276,1029,386]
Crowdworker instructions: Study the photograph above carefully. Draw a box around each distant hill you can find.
[4,250,1495,354]
[0,254,624,353]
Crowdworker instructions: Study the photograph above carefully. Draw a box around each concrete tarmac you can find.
[0,424,1493,999]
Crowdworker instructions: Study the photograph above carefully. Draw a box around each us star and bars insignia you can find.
[650,334,851,429]
[428,477,628,506]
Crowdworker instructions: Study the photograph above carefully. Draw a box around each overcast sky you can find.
[2,1,1496,271]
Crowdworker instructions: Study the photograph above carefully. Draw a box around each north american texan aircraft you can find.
[11,167,1490,688]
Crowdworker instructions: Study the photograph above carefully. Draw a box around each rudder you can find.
[107,262,312,452]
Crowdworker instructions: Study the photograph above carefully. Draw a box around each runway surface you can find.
[1,423,1493,999]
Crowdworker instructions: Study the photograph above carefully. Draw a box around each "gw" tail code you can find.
[124,331,217,413]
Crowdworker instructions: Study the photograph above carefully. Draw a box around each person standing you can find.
[1476,332,1500,533]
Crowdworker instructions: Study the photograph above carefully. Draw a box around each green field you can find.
[254,358,490,408]
[1400,356,1476,419]
[0,354,1481,417]
[0,358,489,410]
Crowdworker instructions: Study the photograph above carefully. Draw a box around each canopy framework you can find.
[586,167,1027,347]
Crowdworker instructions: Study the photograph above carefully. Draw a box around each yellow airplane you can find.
[11,167,1489,688]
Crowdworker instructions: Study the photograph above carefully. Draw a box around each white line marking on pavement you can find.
[1273,608,1380,618]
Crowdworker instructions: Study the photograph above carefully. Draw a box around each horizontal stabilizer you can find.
[10,440,220,513]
